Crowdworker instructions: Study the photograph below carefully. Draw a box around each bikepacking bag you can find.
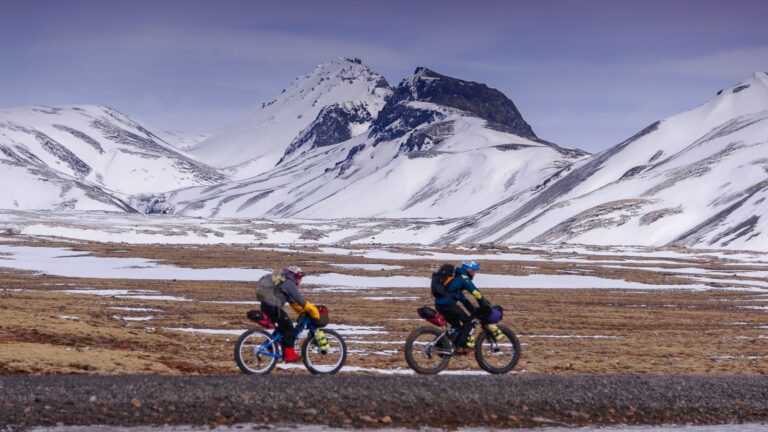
[246,310,276,329]
[314,305,330,328]
[417,306,446,327]
[485,305,504,324]
[477,297,504,323]
[255,272,285,306]
[430,263,455,298]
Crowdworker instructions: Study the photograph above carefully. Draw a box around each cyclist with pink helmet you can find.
[259,265,321,362]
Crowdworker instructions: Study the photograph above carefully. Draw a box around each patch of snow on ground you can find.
[110,307,164,312]
[326,324,387,335]
[741,306,768,312]
[2,245,764,293]
[164,328,244,336]
[329,263,403,271]
[0,245,269,281]
[113,316,155,321]
[362,296,419,301]
[523,334,623,339]
[64,289,190,302]
[162,324,386,337]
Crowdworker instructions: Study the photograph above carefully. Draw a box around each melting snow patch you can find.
[330,263,403,271]
[345,340,404,345]
[371,349,399,355]
[326,324,386,335]
[110,307,163,312]
[523,334,623,339]
[164,327,244,336]
[362,296,419,301]
[113,315,155,321]
[64,289,190,302]
[713,355,768,360]
[58,315,79,320]
[741,306,768,312]
[202,300,258,305]
[0,244,268,281]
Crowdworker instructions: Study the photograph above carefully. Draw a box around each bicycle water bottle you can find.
[486,324,504,341]
[315,329,329,354]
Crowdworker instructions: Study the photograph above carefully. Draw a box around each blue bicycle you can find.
[234,309,347,375]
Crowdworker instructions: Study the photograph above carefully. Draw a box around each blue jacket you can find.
[435,267,480,306]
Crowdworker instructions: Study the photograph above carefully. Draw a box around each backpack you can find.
[430,263,455,298]
[256,272,285,306]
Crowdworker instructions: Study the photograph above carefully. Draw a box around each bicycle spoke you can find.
[303,329,347,374]
[405,327,451,374]
[235,329,279,375]
[475,326,521,374]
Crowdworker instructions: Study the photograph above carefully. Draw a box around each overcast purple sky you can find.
[2,0,767,152]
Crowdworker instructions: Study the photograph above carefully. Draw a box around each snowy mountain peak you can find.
[187,58,392,179]
[279,57,390,106]
[713,72,768,104]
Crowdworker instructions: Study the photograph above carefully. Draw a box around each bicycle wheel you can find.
[474,325,521,374]
[234,329,280,375]
[404,326,452,375]
[301,329,347,374]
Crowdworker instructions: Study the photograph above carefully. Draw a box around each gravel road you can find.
[1,375,767,430]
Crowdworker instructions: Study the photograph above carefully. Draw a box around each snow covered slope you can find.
[187,57,392,179]
[0,162,136,212]
[158,67,588,219]
[450,72,768,250]
[0,105,227,211]
[156,130,210,151]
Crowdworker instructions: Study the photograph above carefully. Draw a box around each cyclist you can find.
[259,266,321,362]
[434,260,486,354]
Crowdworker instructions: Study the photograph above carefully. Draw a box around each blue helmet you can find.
[459,260,480,272]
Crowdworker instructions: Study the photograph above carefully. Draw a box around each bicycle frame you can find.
[254,316,318,359]
[423,317,487,357]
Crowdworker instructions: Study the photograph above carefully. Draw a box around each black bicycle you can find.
[404,305,520,374]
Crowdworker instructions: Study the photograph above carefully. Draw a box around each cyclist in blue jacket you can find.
[434,260,485,354]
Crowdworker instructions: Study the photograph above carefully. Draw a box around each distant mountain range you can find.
[1,58,766,250]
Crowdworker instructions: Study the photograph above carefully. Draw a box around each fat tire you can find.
[301,329,347,375]
[404,326,451,375]
[474,325,521,374]
[234,328,279,375]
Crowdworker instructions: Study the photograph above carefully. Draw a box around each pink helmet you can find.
[284,266,305,281]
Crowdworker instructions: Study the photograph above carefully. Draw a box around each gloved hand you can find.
[477,296,492,317]
[303,301,321,321]
[472,290,483,300]
[291,303,303,313]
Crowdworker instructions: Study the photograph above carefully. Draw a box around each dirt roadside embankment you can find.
[1,375,767,429]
